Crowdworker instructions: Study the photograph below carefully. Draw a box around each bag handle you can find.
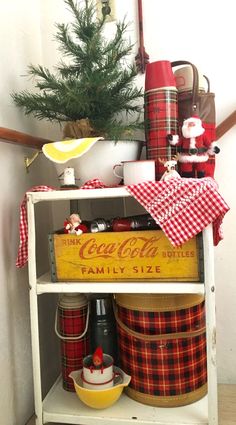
[171,60,210,113]
[113,299,205,342]
[55,303,90,340]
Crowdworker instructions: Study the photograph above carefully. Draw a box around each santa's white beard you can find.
[182,125,204,139]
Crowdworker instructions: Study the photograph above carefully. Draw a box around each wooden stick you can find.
[135,0,149,74]
[216,110,236,141]
[0,126,52,149]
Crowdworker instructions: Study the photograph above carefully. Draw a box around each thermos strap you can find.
[55,303,90,340]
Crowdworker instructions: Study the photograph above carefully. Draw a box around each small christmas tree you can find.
[12,0,144,139]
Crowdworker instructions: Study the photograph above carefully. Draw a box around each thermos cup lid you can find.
[58,293,88,309]
[145,60,176,92]
[90,295,113,318]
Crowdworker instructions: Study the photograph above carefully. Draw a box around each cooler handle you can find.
[55,303,90,340]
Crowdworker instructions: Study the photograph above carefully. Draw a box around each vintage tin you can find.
[115,293,207,407]
[48,230,203,282]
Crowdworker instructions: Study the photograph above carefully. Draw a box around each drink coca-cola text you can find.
[78,235,161,259]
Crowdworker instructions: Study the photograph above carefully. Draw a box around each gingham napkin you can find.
[80,178,108,189]
[16,186,55,268]
[126,177,230,246]
[15,180,105,268]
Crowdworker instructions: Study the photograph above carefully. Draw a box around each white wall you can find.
[137,0,236,385]
[115,0,236,385]
[0,0,235,424]
[0,1,60,424]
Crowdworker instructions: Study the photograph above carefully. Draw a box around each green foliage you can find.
[12,0,144,138]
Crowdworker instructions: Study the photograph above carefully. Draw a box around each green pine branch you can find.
[12,0,144,138]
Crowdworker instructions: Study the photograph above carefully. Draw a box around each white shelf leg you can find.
[27,195,43,425]
[203,225,218,425]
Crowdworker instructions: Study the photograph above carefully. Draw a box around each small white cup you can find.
[113,160,156,185]
[82,354,114,389]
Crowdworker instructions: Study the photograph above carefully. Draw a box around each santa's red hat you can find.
[183,115,202,127]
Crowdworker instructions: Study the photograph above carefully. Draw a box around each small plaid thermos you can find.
[55,293,89,391]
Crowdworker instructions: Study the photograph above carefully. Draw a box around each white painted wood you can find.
[26,384,236,425]
[27,194,43,425]
[37,273,205,295]
[28,187,130,203]
[27,189,218,425]
[203,225,218,425]
[43,376,208,425]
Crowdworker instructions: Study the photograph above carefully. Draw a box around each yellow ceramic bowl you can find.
[69,366,131,409]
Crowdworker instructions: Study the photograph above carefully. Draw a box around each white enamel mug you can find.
[113,160,156,185]
[82,354,115,389]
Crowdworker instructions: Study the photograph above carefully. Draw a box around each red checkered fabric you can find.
[117,301,205,335]
[118,324,207,397]
[126,177,229,246]
[16,181,109,268]
[16,185,55,268]
[80,178,109,189]
[58,304,89,391]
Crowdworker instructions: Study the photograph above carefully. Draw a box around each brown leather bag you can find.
[171,60,217,177]
[171,60,216,139]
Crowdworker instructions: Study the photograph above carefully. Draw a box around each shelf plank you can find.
[43,377,208,425]
[0,126,51,149]
[36,273,205,295]
[28,187,131,203]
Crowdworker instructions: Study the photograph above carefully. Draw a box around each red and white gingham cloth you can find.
[16,186,55,268]
[126,177,230,246]
[15,181,105,268]
[16,178,229,268]
[80,178,108,190]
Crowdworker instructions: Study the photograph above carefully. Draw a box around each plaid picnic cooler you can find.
[115,293,207,407]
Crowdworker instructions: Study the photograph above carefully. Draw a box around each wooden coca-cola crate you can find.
[48,230,203,282]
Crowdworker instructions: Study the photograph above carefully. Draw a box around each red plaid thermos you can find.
[55,293,89,391]
[144,60,178,180]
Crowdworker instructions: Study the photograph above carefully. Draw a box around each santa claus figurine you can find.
[64,213,88,235]
[167,116,220,178]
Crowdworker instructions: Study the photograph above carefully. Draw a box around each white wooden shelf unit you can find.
[27,187,218,425]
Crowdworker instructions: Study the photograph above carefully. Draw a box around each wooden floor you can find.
[26,384,236,425]
[218,385,236,425]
